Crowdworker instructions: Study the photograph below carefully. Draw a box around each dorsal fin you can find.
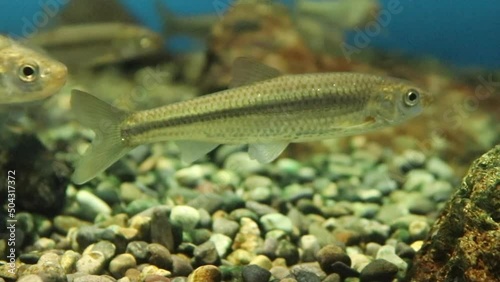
[229,57,282,88]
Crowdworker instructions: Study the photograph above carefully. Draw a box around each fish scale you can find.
[122,73,379,145]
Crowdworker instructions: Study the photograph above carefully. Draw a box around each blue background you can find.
[1,0,499,68]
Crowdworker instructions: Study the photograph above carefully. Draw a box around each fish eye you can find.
[18,63,39,82]
[404,89,420,106]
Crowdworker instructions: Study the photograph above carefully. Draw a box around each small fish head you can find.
[1,43,67,104]
[116,27,163,59]
[374,78,428,125]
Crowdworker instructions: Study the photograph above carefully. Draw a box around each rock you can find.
[76,251,107,275]
[175,165,206,187]
[360,259,398,282]
[91,241,116,261]
[425,156,454,180]
[260,213,294,234]
[60,250,81,273]
[322,273,341,282]
[126,241,149,262]
[150,206,177,251]
[189,265,221,282]
[172,254,193,277]
[276,239,300,266]
[223,152,265,177]
[299,235,320,262]
[316,245,351,274]
[241,264,271,282]
[193,240,220,267]
[212,218,240,238]
[408,220,430,241]
[76,189,112,219]
[109,253,137,278]
[376,245,407,274]
[409,146,500,281]
[170,205,201,231]
[18,275,44,282]
[53,215,91,234]
[147,243,173,270]
[209,233,232,257]
[402,170,435,191]
[73,274,116,282]
[249,255,273,270]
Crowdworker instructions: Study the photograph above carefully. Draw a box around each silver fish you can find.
[71,58,428,184]
[25,23,163,69]
[0,35,67,104]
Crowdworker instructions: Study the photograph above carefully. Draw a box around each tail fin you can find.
[71,90,133,184]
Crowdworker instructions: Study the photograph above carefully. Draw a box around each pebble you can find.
[172,254,193,277]
[350,254,371,272]
[241,264,271,282]
[170,205,200,231]
[316,245,351,274]
[53,215,91,234]
[189,265,222,282]
[147,243,173,270]
[425,156,454,180]
[126,241,149,262]
[212,218,240,238]
[109,253,137,278]
[402,170,435,191]
[151,206,177,251]
[322,273,342,282]
[408,220,431,241]
[224,152,264,176]
[276,239,300,265]
[91,240,116,261]
[360,259,398,282]
[60,250,81,273]
[209,233,232,257]
[260,213,294,234]
[249,255,273,270]
[175,165,205,187]
[299,235,321,262]
[120,183,147,203]
[376,245,407,273]
[248,186,272,202]
[76,251,107,274]
[76,190,112,218]
[293,268,321,282]
[193,240,220,266]
[226,249,255,265]
[18,275,44,282]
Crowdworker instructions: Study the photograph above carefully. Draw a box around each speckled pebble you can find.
[73,274,116,282]
[61,250,81,273]
[360,259,398,282]
[425,157,454,180]
[76,251,107,275]
[172,254,193,277]
[316,245,351,274]
[175,165,205,187]
[249,255,273,270]
[408,220,430,240]
[91,240,116,261]
[242,264,271,282]
[189,265,222,282]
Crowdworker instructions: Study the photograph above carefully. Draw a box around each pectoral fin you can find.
[248,142,289,163]
[175,140,219,163]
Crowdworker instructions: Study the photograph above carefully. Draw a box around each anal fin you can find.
[175,140,219,164]
[248,142,289,163]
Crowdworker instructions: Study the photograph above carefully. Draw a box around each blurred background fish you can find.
[0,35,67,104]
[24,23,164,69]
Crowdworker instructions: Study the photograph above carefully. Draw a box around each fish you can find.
[0,35,67,104]
[70,58,428,184]
[25,23,163,69]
